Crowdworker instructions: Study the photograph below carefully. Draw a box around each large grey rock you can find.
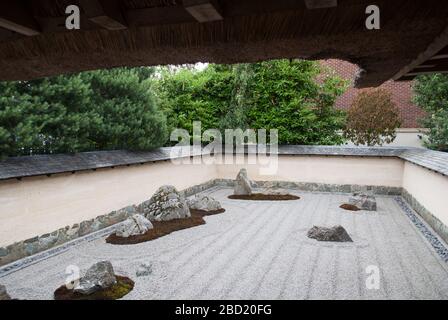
[187,195,222,212]
[349,193,377,211]
[116,214,153,238]
[307,226,353,242]
[234,169,253,196]
[74,261,117,295]
[141,185,190,222]
[0,284,11,300]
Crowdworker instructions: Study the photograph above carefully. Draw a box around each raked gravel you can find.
[2,186,448,300]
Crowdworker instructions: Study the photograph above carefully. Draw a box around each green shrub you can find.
[0,68,168,158]
[413,74,448,151]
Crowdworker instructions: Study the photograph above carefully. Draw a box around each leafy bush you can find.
[413,74,448,151]
[0,68,168,158]
[246,60,347,145]
[155,60,348,145]
[343,88,401,146]
[153,65,234,140]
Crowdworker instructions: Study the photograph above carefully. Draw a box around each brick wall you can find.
[321,59,426,128]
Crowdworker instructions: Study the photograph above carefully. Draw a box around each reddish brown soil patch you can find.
[340,204,361,211]
[190,208,226,216]
[106,209,225,245]
[228,193,300,201]
[54,276,134,300]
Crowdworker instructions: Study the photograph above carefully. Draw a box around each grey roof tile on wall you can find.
[0,146,447,181]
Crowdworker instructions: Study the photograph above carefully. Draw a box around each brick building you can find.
[321,59,427,147]
[322,59,425,128]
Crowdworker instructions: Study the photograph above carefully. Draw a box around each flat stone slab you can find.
[1,187,448,300]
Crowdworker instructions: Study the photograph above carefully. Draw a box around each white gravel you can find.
[2,186,448,300]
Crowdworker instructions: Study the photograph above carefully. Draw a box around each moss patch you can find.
[106,209,225,245]
[228,193,300,201]
[340,204,361,211]
[54,276,134,300]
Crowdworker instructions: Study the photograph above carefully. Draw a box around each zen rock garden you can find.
[2,171,393,300]
[308,192,378,243]
[349,193,377,211]
[340,192,378,212]
[106,185,225,245]
[229,169,300,201]
[54,261,134,300]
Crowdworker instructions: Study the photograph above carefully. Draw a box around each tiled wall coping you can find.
[0,145,447,181]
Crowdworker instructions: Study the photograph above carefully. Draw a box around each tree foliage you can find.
[152,64,233,137]
[245,60,347,145]
[343,88,401,146]
[413,74,448,152]
[0,59,350,158]
[155,60,348,145]
[0,68,168,158]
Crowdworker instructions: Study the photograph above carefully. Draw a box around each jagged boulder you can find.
[0,284,11,300]
[116,214,153,238]
[349,193,377,211]
[234,169,253,196]
[187,195,223,212]
[141,185,190,222]
[307,226,353,242]
[74,261,117,295]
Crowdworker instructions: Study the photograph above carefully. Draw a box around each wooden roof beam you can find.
[184,0,223,23]
[393,26,448,81]
[304,0,338,9]
[406,70,448,76]
[79,0,127,31]
[0,0,40,36]
[429,54,448,60]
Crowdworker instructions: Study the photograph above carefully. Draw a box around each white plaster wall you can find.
[0,160,216,246]
[344,129,426,148]
[402,162,448,227]
[1,154,447,248]
[216,155,404,187]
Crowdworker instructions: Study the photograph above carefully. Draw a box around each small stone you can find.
[262,188,289,196]
[187,195,223,212]
[24,242,39,256]
[0,284,11,300]
[307,225,353,242]
[116,214,153,238]
[349,193,377,211]
[234,169,253,196]
[136,263,152,277]
[74,261,117,295]
[0,247,8,257]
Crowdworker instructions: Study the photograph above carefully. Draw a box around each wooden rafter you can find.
[184,0,223,23]
[0,0,40,36]
[304,0,338,9]
[79,0,127,30]
[393,25,448,80]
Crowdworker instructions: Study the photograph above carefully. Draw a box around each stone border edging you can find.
[0,179,217,269]
[395,197,448,263]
